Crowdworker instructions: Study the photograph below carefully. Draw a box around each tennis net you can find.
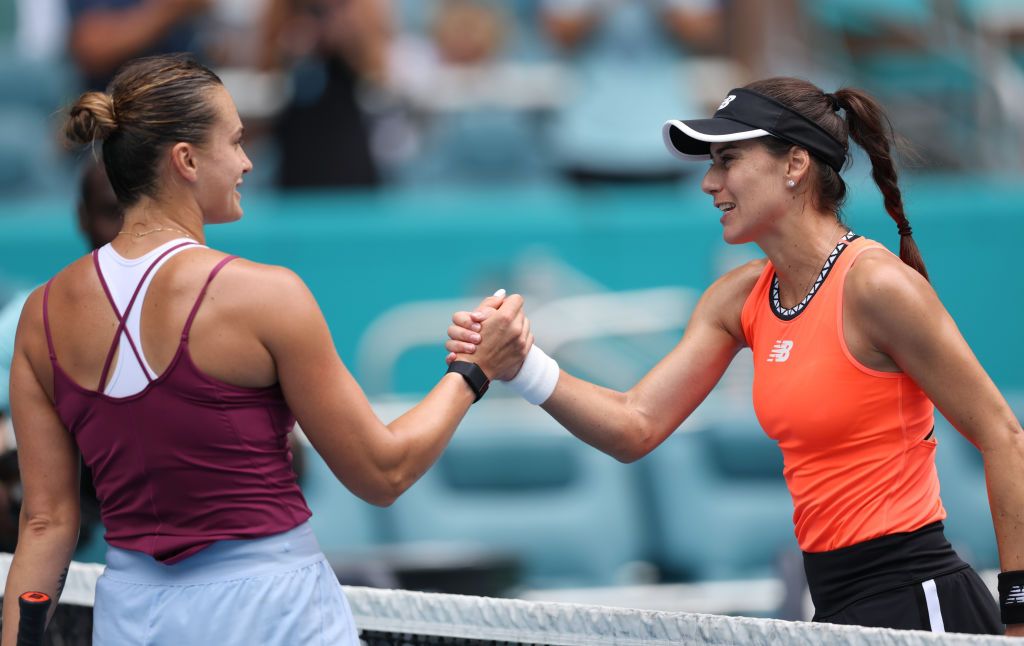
[0,554,1010,645]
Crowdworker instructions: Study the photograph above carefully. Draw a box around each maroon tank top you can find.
[42,245,311,564]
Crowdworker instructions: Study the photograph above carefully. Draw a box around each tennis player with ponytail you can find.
[449,77,1024,634]
[2,53,528,645]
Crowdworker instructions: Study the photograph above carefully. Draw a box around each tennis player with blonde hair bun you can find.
[3,53,529,645]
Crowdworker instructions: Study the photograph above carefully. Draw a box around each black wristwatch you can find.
[447,361,490,402]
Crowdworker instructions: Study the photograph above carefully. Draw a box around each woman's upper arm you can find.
[9,290,80,525]
[627,260,759,444]
[848,256,1020,448]
[247,266,393,499]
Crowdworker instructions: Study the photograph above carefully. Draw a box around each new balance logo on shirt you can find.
[767,340,793,363]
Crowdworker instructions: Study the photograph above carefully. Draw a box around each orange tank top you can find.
[740,235,945,552]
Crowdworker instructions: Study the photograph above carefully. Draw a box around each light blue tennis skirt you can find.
[92,522,357,645]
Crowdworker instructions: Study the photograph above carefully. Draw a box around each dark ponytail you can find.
[833,88,928,281]
[745,78,929,281]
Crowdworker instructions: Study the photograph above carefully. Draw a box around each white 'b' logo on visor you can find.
[718,95,737,111]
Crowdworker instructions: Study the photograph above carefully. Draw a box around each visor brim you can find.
[662,119,770,161]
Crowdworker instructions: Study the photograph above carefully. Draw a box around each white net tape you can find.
[348,585,1010,645]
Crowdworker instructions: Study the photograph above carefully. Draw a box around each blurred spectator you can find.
[432,0,506,65]
[199,0,272,68]
[77,157,123,248]
[67,0,211,90]
[724,0,811,79]
[384,0,559,183]
[541,0,725,183]
[262,0,390,188]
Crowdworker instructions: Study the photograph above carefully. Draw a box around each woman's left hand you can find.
[445,290,506,364]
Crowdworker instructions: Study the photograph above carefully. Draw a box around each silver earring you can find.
[786,178,796,188]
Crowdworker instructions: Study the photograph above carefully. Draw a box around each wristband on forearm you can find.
[998,570,1024,624]
[505,345,559,405]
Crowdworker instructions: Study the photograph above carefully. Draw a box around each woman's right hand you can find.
[446,291,532,381]
[445,291,502,360]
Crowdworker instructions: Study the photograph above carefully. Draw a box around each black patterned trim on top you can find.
[770,232,860,321]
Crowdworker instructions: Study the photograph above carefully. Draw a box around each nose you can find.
[242,149,253,174]
[701,166,719,195]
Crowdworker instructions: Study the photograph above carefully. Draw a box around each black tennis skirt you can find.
[803,521,1002,634]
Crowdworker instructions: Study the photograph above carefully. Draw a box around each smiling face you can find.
[192,85,252,224]
[701,139,793,245]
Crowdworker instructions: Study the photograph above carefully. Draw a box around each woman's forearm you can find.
[1,516,79,646]
[980,425,1024,573]
[367,374,476,505]
[540,371,652,463]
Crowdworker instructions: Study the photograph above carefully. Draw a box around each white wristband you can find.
[505,345,559,405]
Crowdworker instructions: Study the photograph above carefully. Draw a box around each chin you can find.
[207,206,244,224]
[721,229,745,245]
[721,224,758,246]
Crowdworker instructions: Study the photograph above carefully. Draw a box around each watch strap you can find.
[447,361,490,403]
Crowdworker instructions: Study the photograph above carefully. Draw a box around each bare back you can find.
[29,243,278,401]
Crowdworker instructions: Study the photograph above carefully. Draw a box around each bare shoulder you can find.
[845,249,942,347]
[18,252,97,334]
[845,249,936,314]
[194,254,321,330]
[708,258,768,301]
[47,253,101,294]
[201,255,312,304]
[694,258,767,341]
[700,257,767,315]
[14,285,45,339]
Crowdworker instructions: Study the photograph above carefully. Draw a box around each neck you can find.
[116,195,206,250]
[756,208,846,308]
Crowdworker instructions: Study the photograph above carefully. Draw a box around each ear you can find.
[169,142,199,183]
[785,146,813,184]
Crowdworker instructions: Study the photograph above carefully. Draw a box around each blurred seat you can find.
[299,437,384,553]
[73,523,108,564]
[801,0,983,168]
[932,393,1024,573]
[956,0,1024,168]
[0,51,76,113]
[643,415,798,581]
[0,45,78,197]
[378,400,649,589]
[805,0,934,34]
[932,414,998,570]
[400,109,552,183]
[0,107,67,195]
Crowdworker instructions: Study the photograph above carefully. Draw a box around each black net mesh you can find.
[360,632,541,646]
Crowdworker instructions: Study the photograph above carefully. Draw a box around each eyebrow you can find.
[710,144,739,159]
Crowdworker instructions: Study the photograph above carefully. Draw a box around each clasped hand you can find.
[445,290,531,381]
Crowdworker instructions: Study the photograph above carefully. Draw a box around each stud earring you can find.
[786,179,796,188]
